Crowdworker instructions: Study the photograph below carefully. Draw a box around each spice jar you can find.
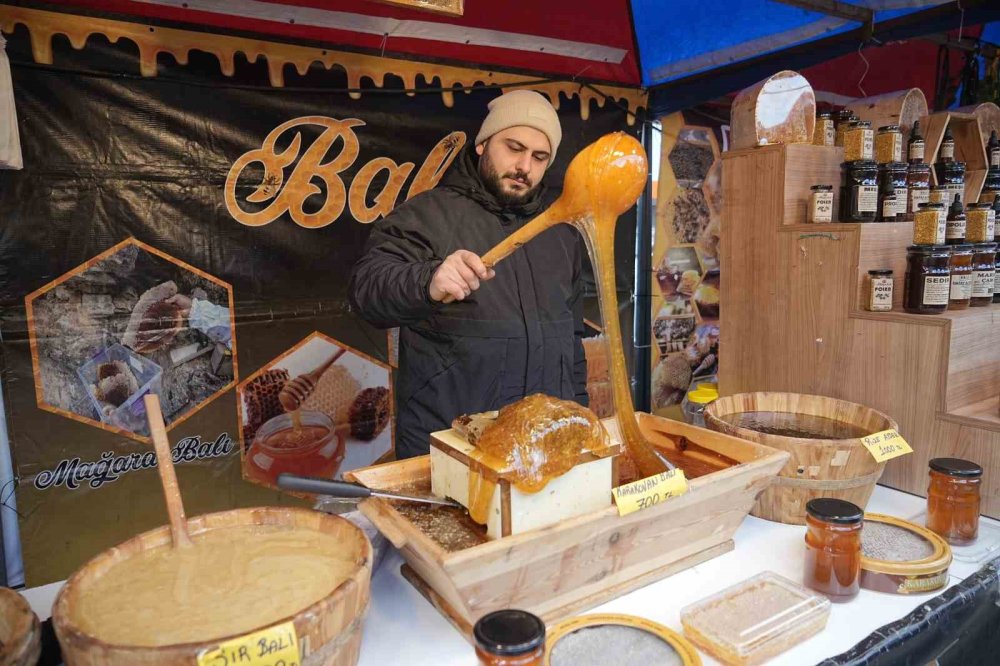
[814,111,835,146]
[946,195,966,244]
[970,243,997,307]
[878,162,907,221]
[844,121,874,161]
[804,498,863,602]
[835,109,856,147]
[988,130,1000,169]
[865,269,893,312]
[938,125,955,163]
[913,203,946,245]
[938,161,966,205]
[981,167,1000,205]
[908,120,925,164]
[966,203,994,243]
[927,458,982,546]
[904,244,951,314]
[841,160,878,222]
[808,185,834,223]
[875,124,902,163]
[948,244,974,310]
[474,610,545,666]
[906,162,931,220]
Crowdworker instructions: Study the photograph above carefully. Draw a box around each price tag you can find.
[861,429,913,463]
[612,469,688,517]
[197,621,299,666]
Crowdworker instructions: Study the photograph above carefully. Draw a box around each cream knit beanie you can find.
[474,90,562,165]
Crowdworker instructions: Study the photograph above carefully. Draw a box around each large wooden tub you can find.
[0,587,41,666]
[346,413,788,638]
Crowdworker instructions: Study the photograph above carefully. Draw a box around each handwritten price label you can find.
[612,469,688,517]
[861,429,913,463]
[197,621,299,666]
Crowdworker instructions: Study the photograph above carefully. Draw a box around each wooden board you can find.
[721,143,1000,518]
[346,413,787,632]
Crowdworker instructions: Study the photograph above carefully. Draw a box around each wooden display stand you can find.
[720,141,1000,519]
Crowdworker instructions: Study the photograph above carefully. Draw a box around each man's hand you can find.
[429,250,496,303]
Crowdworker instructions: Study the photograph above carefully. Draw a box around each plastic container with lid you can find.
[860,514,951,595]
[841,160,878,222]
[909,509,1000,565]
[927,458,983,546]
[682,387,719,428]
[875,124,902,163]
[546,614,701,666]
[945,194,967,244]
[948,244,974,310]
[474,609,546,666]
[903,244,951,314]
[680,571,831,666]
[970,243,997,307]
[804,498,863,602]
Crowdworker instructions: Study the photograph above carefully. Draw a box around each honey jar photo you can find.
[245,410,345,487]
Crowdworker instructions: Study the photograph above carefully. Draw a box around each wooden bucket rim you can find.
[0,587,38,659]
[704,392,898,444]
[52,506,372,654]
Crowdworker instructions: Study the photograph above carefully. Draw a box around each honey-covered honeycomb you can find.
[301,365,360,430]
[243,369,289,442]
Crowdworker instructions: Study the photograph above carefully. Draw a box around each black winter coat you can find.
[348,145,588,459]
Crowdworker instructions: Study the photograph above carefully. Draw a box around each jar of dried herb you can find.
[966,203,994,243]
[875,125,902,163]
[814,112,835,147]
[844,121,874,161]
[913,203,946,245]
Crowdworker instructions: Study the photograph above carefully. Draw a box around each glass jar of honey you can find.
[970,243,997,307]
[904,245,951,314]
[804,498,863,602]
[948,244,974,310]
[842,160,878,222]
[906,163,931,221]
[927,458,982,546]
[474,610,545,666]
[245,411,344,487]
[938,161,966,205]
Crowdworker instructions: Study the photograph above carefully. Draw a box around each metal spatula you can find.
[277,473,462,508]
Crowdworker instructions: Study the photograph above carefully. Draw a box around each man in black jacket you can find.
[349,90,588,459]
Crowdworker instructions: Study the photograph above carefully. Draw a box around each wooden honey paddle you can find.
[144,394,192,548]
[278,348,348,412]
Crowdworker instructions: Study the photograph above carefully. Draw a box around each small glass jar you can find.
[844,121,874,161]
[904,244,951,314]
[865,269,893,312]
[808,185,834,223]
[835,109,856,147]
[906,163,932,220]
[878,162,907,221]
[841,160,878,222]
[981,167,1000,205]
[948,244,974,310]
[938,161,966,204]
[814,111,835,146]
[908,120,925,164]
[927,457,982,546]
[966,203,994,243]
[946,195,967,245]
[804,498,863,603]
[875,124,902,163]
[474,610,545,666]
[245,411,343,486]
[970,242,997,307]
[913,203,946,245]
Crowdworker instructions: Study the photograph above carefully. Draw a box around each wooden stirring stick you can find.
[279,347,348,412]
[144,394,192,548]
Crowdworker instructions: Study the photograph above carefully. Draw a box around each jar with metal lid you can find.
[878,162,907,221]
[865,269,893,312]
[841,160,878,222]
[938,161,966,205]
[913,202,946,245]
[938,125,955,163]
[948,243,974,310]
[946,195,966,244]
[966,203,994,243]
[981,167,1000,205]
[474,610,546,666]
[875,124,902,163]
[808,185,834,223]
[844,121,874,161]
[928,185,949,206]
[970,243,997,306]
[814,111,835,146]
[835,109,856,147]
[804,498,863,602]
[906,162,931,220]
[988,130,1000,169]
[926,458,982,546]
[904,244,951,314]
[908,119,925,164]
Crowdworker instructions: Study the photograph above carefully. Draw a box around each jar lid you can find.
[474,610,546,656]
[908,163,931,172]
[878,124,900,132]
[880,161,908,170]
[918,202,945,209]
[929,457,983,478]
[868,269,893,276]
[930,185,948,191]
[837,108,855,118]
[976,242,998,251]
[944,161,967,170]
[951,244,974,252]
[850,120,872,128]
[806,498,863,524]
[967,202,992,209]
[843,159,878,169]
[687,388,719,404]
[817,111,832,118]
[906,244,952,253]
[810,184,833,191]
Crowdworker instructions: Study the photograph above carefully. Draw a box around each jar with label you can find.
[926,458,982,546]
[970,243,996,307]
[908,119,925,164]
[474,610,545,666]
[844,121,874,161]
[946,195,966,244]
[981,167,1000,205]
[928,185,949,206]
[814,111,835,146]
[966,203,994,243]
[808,185,834,223]
[948,244,974,310]
[841,160,878,222]
[988,130,1000,169]
[875,124,902,163]
[994,246,1000,304]
[938,125,955,163]
[906,162,931,220]
[835,109,856,147]
[913,202,946,245]
[865,269,893,311]
[938,161,966,205]
[804,498,863,602]
[904,244,951,314]
[877,162,907,221]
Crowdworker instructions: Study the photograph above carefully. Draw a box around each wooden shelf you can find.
[942,396,1000,433]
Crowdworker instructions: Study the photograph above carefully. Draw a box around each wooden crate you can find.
[345,413,788,640]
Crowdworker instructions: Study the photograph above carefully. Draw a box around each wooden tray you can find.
[345,412,788,640]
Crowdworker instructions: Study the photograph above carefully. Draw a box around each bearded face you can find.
[476,127,551,207]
